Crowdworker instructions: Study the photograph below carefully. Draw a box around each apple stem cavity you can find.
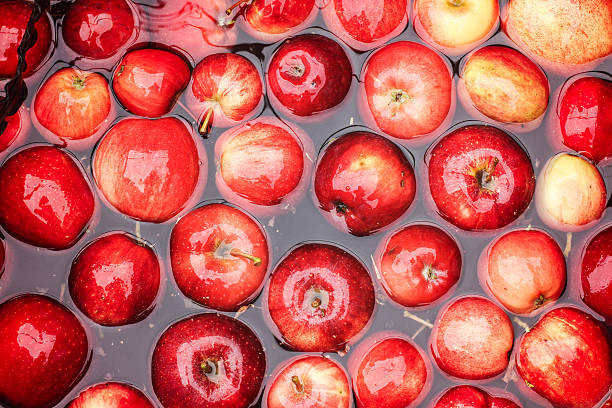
[72,75,86,91]
[199,107,214,137]
[475,157,499,191]
[291,375,305,394]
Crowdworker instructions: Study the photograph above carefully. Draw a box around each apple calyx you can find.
[422,265,438,281]
[72,75,86,90]
[390,89,410,106]
[534,294,548,309]
[285,63,305,78]
[200,358,225,384]
[334,201,348,214]
[303,286,329,317]
[473,157,499,192]
[199,106,215,137]
[213,239,262,266]
[291,375,305,394]
[447,0,465,7]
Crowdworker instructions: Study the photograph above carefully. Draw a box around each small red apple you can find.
[0,238,5,278]
[0,294,90,408]
[266,355,350,408]
[376,223,462,308]
[67,382,154,408]
[151,313,266,408]
[427,125,535,231]
[170,202,269,312]
[265,242,375,352]
[580,225,612,322]
[0,106,29,154]
[433,385,521,408]
[93,117,203,223]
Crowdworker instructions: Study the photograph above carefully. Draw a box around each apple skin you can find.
[265,242,375,352]
[67,382,154,408]
[516,306,612,408]
[0,106,29,155]
[479,228,566,315]
[431,296,514,380]
[580,225,612,322]
[170,202,269,312]
[112,48,191,118]
[361,41,453,142]
[0,145,95,250]
[93,117,203,223]
[266,355,351,408]
[241,0,318,42]
[427,125,535,231]
[151,313,266,408]
[313,131,416,236]
[433,385,521,408]
[0,294,90,408]
[0,0,52,78]
[376,223,461,308]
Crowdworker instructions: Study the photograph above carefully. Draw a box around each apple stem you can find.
[291,375,304,394]
[225,0,248,15]
[199,107,214,137]
[230,248,262,266]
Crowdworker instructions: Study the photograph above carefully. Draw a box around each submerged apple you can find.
[67,382,154,408]
[580,225,612,322]
[433,385,521,408]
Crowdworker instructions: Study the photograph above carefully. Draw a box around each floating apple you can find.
[433,385,521,408]
[0,106,29,154]
[0,238,4,278]
[580,225,612,322]
[67,382,154,408]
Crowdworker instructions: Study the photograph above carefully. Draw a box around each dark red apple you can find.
[266,355,350,408]
[376,223,461,307]
[112,48,191,118]
[0,0,52,78]
[516,306,612,408]
[170,202,269,312]
[427,125,535,231]
[93,117,203,223]
[0,294,90,408]
[433,385,521,408]
[431,296,514,380]
[0,106,29,154]
[151,313,266,408]
[0,238,4,278]
[0,145,95,250]
[267,34,352,118]
[265,242,375,352]
[603,397,612,408]
[67,382,154,408]
[361,41,453,141]
[580,225,612,322]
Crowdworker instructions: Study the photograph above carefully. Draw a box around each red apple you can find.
[67,382,154,408]
[112,48,191,118]
[361,41,453,142]
[603,397,612,408]
[69,232,161,326]
[151,313,266,408]
[0,145,95,250]
[266,355,350,408]
[313,131,416,236]
[0,238,4,278]
[427,125,535,231]
[267,34,352,118]
[0,106,29,154]
[170,202,269,312]
[93,117,203,223]
[580,225,612,322]
[322,0,408,51]
[265,242,375,352]
[480,228,566,315]
[431,296,514,380]
[516,306,612,408]
[0,0,52,78]
[0,294,90,408]
[376,223,461,308]
[433,385,521,408]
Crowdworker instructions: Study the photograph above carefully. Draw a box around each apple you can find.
[170,202,269,312]
[266,355,350,408]
[433,385,521,408]
[322,0,408,51]
[67,382,154,408]
[413,0,499,55]
[603,397,612,408]
[0,0,52,78]
[480,228,566,315]
[431,296,514,380]
[313,131,416,236]
[376,223,462,308]
[69,232,161,326]
[267,34,352,118]
[516,306,612,408]
[0,145,95,250]
[151,313,266,408]
[0,106,29,154]
[0,294,90,408]
[0,238,4,278]
[535,153,606,232]
[265,242,375,352]
[427,125,535,231]
[112,48,191,118]
[361,41,453,142]
[93,116,203,223]
[580,225,612,322]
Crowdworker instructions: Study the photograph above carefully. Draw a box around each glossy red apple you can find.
[0,238,4,278]
[0,294,90,408]
[170,202,269,312]
[427,125,535,231]
[267,355,350,408]
[67,382,154,408]
[266,242,375,352]
[267,34,352,118]
[69,232,161,326]
[0,106,29,154]
[151,313,266,408]
[93,117,203,223]
[361,41,453,142]
[112,48,191,118]
[516,306,612,408]
[431,296,514,380]
[322,0,408,51]
[433,385,521,408]
[313,131,416,236]
[0,145,95,250]
[376,223,461,308]
[480,228,566,315]
[0,0,52,78]
[580,225,612,322]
